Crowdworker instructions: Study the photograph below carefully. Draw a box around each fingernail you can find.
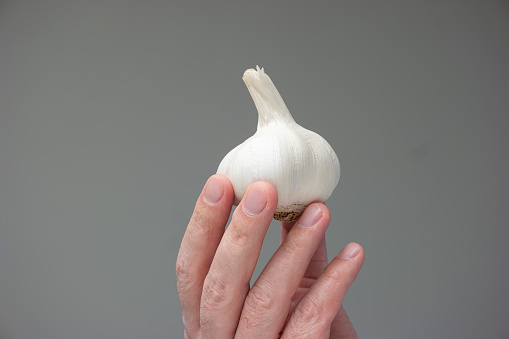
[242,185,267,216]
[204,177,224,205]
[338,243,361,260]
[297,204,323,228]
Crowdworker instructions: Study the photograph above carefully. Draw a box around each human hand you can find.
[176,174,365,338]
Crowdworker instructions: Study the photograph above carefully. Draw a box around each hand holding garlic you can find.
[217,66,340,221]
[177,175,364,338]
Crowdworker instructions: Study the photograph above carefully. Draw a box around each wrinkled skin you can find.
[176,175,364,338]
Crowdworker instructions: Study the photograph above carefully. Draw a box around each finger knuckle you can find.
[176,255,194,295]
[285,294,334,338]
[225,221,251,251]
[201,275,229,310]
[239,286,275,330]
[189,208,212,238]
[281,236,305,259]
[245,284,275,313]
[293,296,323,325]
[327,259,354,287]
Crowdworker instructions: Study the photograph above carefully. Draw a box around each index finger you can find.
[176,174,234,338]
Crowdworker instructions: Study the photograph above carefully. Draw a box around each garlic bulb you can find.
[217,66,340,222]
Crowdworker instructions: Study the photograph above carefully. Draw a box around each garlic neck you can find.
[243,67,296,130]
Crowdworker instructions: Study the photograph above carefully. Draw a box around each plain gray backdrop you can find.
[1,1,508,338]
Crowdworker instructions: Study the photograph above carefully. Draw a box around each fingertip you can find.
[209,174,234,196]
[337,242,364,261]
[298,203,331,227]
[247,181,278,211]
[281,203,330,231]
[251,181,278,203]
[203,174,234,206]
[308,203,331,219]
[213,174,233,191]
[314,203,331,223]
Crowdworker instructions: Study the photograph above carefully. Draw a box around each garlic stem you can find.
[243,66,297,129]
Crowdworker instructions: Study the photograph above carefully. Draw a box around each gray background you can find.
[1,0,508,338]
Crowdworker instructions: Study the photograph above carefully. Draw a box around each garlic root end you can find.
[273,203,307,222]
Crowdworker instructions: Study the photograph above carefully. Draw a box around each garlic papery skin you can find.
[217,66,340,222]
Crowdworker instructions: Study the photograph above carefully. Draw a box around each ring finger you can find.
[235,203,331,338]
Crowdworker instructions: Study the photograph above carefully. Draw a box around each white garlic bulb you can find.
[217,66,340,222]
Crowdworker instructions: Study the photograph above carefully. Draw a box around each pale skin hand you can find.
[176,174,365,338]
